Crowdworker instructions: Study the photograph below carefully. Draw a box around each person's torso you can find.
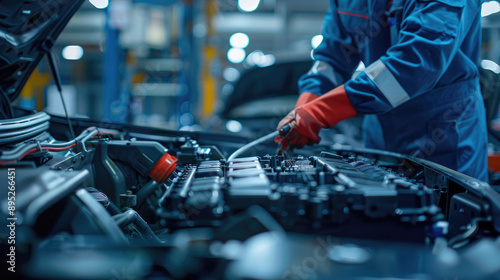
[333,0,481,88]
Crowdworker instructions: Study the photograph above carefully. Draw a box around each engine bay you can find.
[2,112,500,279]
[0,0,500,278]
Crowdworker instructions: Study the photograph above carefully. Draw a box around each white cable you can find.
[227,131,280,162]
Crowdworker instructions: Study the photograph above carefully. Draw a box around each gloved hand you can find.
[275,85,357,150]
[294,92,319,108]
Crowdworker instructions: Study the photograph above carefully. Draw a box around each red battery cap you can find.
[149,152,178,183]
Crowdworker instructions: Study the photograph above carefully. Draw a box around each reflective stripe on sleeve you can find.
[364,59,410,108]
[308,60,342,87]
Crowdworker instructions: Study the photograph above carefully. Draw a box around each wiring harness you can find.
[0,112,51,146]
[0,126,119,165]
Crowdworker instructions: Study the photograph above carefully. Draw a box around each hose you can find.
[113,209,164,245]
[135,180,160,208]
[227,124,293,162]
[107,201,121,216]
[227,131,280,162]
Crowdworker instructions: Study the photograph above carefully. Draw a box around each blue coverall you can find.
[299,0,488,181]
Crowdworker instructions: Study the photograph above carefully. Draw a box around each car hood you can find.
[0,0,84,102]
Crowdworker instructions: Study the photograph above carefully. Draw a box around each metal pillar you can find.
[200,0,218,120]
[103,6,121,122]
[177,2,197,128]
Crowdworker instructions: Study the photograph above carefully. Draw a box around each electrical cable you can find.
[0,143,77,165]
[0,121,50,139]
[11,144,76,161]
[0,123,50,145]
[0,127,116,164]
[0,112,50,130]
[227,124,293,162]
[0,112,51,146]
[448,217,491,247]
[227,131,280,162]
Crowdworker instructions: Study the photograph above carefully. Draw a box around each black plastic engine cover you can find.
[157,153,442,243]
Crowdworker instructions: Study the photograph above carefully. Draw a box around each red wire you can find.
[0,143,77,165]
[43,144,77,152]
[0,127,113,165]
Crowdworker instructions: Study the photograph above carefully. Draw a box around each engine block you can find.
[158,152,441,242]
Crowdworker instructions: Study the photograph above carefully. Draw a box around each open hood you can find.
[0,0,85,102]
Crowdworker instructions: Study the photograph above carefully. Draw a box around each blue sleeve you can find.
[298,1,361,96]
[344,0,479,114]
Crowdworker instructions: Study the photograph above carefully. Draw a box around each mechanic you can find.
[275,0,488,181]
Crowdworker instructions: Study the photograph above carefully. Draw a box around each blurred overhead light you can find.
[482,1,500,17]
[223,67,241,82]
[227,48,246,64]
[62,45,84,60]
[481,60,500,74]
[180,113,194,126]
[226,120,243,133]
[311,35,323,49]
[89,0,109,9]
[246,50,275,68]
[230,33,250,49]
[193,24,207,38]
[246,50,263,67]
[257,54,275,68]
[238,0,260,12]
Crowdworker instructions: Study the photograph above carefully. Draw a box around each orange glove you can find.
[275,85,357,150]
[294,92,320,108]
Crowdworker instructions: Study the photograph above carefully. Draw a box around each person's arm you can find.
[278,0,479,149]
[345,0,475,114]
[295,1,361,108]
